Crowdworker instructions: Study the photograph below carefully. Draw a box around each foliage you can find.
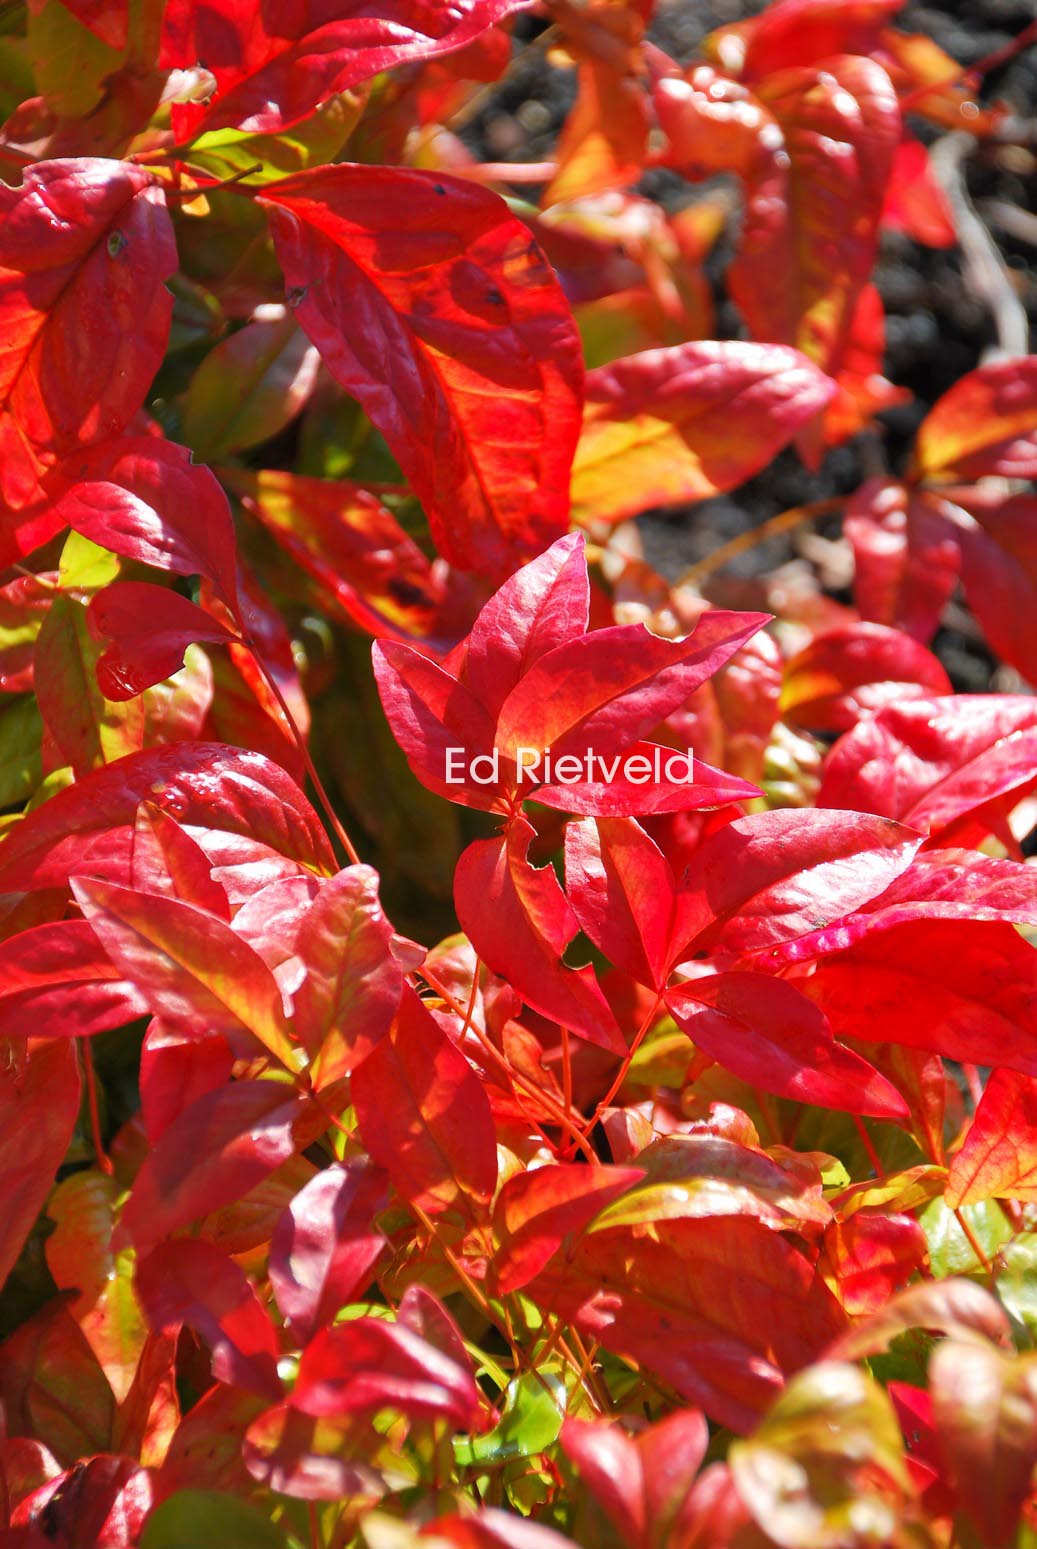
[0,0,1036,1546]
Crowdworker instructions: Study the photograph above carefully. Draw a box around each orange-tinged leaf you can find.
[0,1039,81,1297]
[946,1070,1037,1208]
[351,984,498,1220]
[262,164,583,577]
[0,159,176,510]
[45,1170,146,1403]
[570,341,835,524]
[493,1163,644,1293]
[544,57,648,206]
[71,877,300,1071]
[729,56,900,387]
[912,357,1037,481]
[225,466,445,641]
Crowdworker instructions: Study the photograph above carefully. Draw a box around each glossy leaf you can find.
[49,437,241,606]
[136,1238,282,1400]
[0,1039,81,1295]
[912,356,1037,481]
[351,984,498,1219]
[71,877,299,1069]
[161,0,526,136]
[667,974,909,1120]
[454,817,624,1054]
[0,918,148,1039]
[819,694,1037,834]
[0,742,335,899]
[269,1160,388,1342]
[0,159,176,510]
[570,341,835,524]
[493,1163,644,1293]
[88,581,239,700]
[263,164,583,576]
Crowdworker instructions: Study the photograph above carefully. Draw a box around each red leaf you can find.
[118,1079,317,1253]
[291,1316,483,1430]
[292,864,404,1086]
[136,1239,281,1399]
[262,165,583,576]
[570,341,835,524]
[823,1212,929,1315]
[493,1163,645,1293]
[565,815,677,991]
[351,984,498,1218]
[728,55,900,402]
[269,1160,388,1343]
[422,1510,584,1549]
[881,137,955,247]
[139,1022,234,1142]
[533,739,761,818]
[371,637,499,811]
[462,529,588,719]
[946,1071,1037,1208]
[672,808,922,960]
[11,1456,151,1549]
[540,1215,847,1433]
[732,0,903,80]
[912,356,1037,481]
[844,478,961,642]
[755,847,1037,967]
[88,581,238,700]
[666,973,909,1120]
[780,621,951,732]
[0,160,176,510]
[494,610,768,764]
[0,1040,81,1295]
[49,437,241,607]
[71,877,299,1070]
[944,488,1037,680]
[161,0,527,137]
[454,817,625,1054]
[225,467,445,642]
[818,694,1037,835]
[0,918,148,1039]
[0,742,335,901]
[805,919,1037,1072]
[128,802,231,919]
[560,1418,644,1549]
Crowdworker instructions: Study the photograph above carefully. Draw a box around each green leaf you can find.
[0,698,42,807]
[919,1195,1014,1277]
[458,1372,567,1465]
[59,530,121,592]
[141,1490,287,1549]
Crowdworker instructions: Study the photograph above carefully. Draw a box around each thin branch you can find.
[931,132,1030,361]
[672,496,844,591]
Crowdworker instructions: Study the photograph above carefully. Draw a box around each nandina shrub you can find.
[1,0,1037,1546]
